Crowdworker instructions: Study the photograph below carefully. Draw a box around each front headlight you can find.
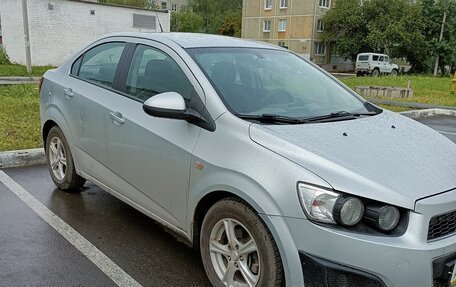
[298,183,403,234]
[297,183,339,224]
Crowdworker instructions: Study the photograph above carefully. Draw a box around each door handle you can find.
[109,112,125,125]
[63,88,74,99]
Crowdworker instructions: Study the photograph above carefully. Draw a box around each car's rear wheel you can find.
[372,68,380,77]
[391,69,398,76]
[46,126,85,191]
[200,198,283,287]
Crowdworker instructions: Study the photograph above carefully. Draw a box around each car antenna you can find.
[155,10,164,32]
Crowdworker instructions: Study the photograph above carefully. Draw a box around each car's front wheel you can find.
[45,126,86,191]
[200,198,284,287]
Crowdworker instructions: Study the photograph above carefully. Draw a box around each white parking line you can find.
[0,171,142,287]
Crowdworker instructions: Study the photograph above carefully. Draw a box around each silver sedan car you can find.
[40,33,456,287]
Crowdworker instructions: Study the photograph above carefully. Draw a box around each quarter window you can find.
[278,19,287,32]
[125,44,195,103]
[77,42,126,88]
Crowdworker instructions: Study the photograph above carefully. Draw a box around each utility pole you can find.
[433,10,447,77]
[21,0,32,75]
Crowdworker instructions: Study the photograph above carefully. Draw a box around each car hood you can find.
[249,110,456,209]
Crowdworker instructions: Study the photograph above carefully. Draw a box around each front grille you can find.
[428,210,456,241]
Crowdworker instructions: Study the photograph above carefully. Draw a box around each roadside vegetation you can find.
[340,75,456,107]
[0,64,55,77]
[0,84,42,151]
[323,0,456,75]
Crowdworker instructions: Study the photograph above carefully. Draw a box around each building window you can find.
[315,43,326,55]
[278,19,287,32]
[319,0,331,8]
[280,0,288,8]
[317,19,324,32]
[278,42,288,49]
[264,0,272,10]
[263,20,272,32]
[161,1,167,9]
[171,3,177,11]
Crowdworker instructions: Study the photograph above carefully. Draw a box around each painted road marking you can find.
[0,171,142,287]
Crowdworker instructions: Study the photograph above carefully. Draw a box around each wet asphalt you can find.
[0,116,454,287]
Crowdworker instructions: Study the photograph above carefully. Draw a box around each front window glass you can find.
[125,44,195,103]
[187,48,372,118]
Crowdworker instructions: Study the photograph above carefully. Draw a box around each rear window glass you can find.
[372,55,379,61]
[78,42,126,88]
[358,55,369,61]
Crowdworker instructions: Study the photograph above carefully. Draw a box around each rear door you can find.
[60,41,127,179]
[105,40,204,230]
[356,54,369,70]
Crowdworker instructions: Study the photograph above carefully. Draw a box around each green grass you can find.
[340,75,456,107]
[0,84,42,151]
[0,64,55,77]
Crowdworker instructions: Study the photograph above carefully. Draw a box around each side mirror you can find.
[143,92,186,118]
[143,92,206,123]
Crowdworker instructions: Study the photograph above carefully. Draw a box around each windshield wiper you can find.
[237,114,303,124]
[301,111,378,123]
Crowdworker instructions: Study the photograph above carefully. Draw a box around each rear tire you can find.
[200,198,284,287]
[372,68,380,77]
[45,126,85,191]
[391,69,398,76]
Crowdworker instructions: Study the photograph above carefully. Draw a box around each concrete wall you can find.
[0,0,170,66]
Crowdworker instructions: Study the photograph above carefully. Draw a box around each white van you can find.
[356,53,399,77]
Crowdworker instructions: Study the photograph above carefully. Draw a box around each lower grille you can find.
[433,279,449,287]
[428,210,456,241]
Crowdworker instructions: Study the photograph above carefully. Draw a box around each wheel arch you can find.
[191,189,300,286]
[42,119,58,151]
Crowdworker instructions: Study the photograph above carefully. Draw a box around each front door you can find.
[106,42,203,230]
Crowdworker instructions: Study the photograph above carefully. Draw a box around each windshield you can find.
[187,47,376,120]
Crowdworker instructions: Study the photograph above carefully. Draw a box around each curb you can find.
[399,108,456,119]
[0,108,455,169]
[0,148,46,169]
[0,77,40,85]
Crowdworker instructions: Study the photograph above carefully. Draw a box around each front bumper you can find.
[282,189,456,287]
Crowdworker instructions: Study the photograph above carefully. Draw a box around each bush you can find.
[0,47,11,65]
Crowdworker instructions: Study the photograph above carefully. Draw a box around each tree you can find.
[322,0,456,73]
[218,10,242,37]
[188,0,242,35]
[171,9,204,32]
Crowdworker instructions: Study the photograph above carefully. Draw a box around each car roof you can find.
[358,53,387,56]
[103,32,282,50]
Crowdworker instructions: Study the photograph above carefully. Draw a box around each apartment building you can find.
[242,0,335,66]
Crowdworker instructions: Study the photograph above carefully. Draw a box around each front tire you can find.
[45,126,85,191]
[200,198,283,287]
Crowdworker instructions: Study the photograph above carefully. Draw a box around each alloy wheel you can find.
[49,136,67,181]
[209,218,260,287]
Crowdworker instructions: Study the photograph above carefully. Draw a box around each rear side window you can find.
[358,55,369,61]
[76,42,126,88]
[125,44,195,103]
[372,55,379,61]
